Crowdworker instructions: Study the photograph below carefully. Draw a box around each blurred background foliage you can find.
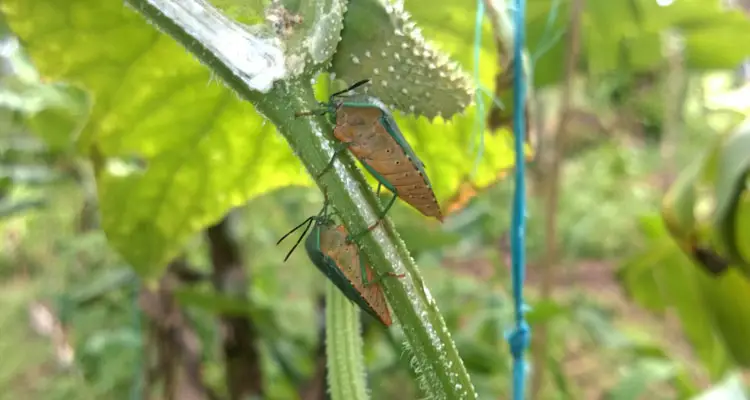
[0,0,750,399]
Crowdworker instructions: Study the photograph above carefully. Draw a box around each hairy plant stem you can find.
[124,0,477,397]
[326,282,368,400]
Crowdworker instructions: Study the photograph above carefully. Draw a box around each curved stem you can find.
[124,0,477,398]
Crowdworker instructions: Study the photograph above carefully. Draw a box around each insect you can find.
[296,79,443,223]
[277,196,403,326]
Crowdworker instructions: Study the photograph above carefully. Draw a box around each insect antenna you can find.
[277,216,315,262]
[331,79,371,98]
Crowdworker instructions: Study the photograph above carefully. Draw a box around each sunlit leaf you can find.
[1,0,307,275]
[695,267,750,368]
[619,214,732,380]
[0,37,90,152]
[2,0,518,275]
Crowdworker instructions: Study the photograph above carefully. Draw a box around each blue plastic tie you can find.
[509,0,530,399]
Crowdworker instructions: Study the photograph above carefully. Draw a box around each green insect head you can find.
[294,79,371,120]
[276,191,383,262]
[276,199,336,262]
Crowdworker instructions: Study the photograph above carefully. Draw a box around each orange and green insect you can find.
[296,79,443,222]
[277,198,402,326]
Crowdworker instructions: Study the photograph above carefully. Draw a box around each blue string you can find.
[507,0,530,399]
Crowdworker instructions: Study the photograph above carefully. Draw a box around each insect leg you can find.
[346,218,382,244]
[378,194,397,220]
[345,191,396,243]
[316,142,350,179]
[358,252,405,287]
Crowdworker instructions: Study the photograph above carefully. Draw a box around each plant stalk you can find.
[660,30,687,192]
[206,213,264,399]
[124,0,477,397]
[529,0,584,399]
[326,282,368,400]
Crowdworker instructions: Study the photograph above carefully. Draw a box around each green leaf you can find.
[68,268,136,305]
[714,119,750,267]
[624,32,662,72]
[659,134,738,276]
[1,0,308,274]
[22,83,90,152]
[736,191,750,268]
[605,358,677,400]
[617,330,700,397]
[695,267,750,368]
[619,215,732,379]
[5,2,481,396]
[0,39,90,152]
[0,197,46,219]
[526,298,569,325]
[586,33,620,75]
[2,0,518,274]
[617,248,668,313]
[535,0,750,84]
[685,26,750,70]
[653,258,731,379]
